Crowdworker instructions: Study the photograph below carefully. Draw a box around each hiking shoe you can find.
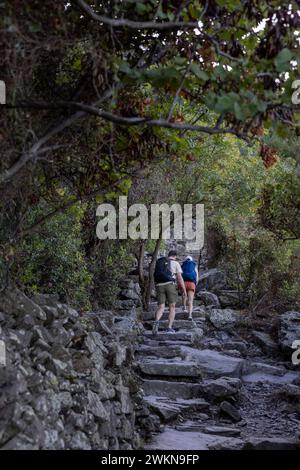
[152,321,159,336]
[183,308,188,313]
[187,316,193,321]
[165,327,176,334]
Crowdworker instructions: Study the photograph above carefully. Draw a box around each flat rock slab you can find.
[137,344,184,359]
[172,311,206,321]
[204,426,241,437]
[245,361,286,376]
[143,320,198,330]
[242,371,300,384]
[181,347,245,378]
[144,396,209,422]
[142,379,203,399]
[143,331,193,342]
[243,437,300,450]
[142,338,191,348]
[139,360,202,378]
[145,428,244,450]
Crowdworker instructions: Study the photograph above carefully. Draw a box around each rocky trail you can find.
[136,303,300,450]
[0,272,300,450]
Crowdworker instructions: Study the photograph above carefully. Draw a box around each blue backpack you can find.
[182,259,197,284]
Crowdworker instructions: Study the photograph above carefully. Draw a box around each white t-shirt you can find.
[156,259,182,286]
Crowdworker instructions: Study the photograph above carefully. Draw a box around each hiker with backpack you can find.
[152,250,187,335]
[181,255,198,320]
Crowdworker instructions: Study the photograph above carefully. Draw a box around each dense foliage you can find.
[0,1,299,311]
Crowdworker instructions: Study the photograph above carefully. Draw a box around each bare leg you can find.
[182,291,187,311]
[187,290,194,317]
[168,303,176,329]
[155,303,165,321]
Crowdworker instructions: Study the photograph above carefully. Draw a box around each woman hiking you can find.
[181,255,198,320]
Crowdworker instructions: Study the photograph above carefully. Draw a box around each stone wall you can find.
[0,288,154,450]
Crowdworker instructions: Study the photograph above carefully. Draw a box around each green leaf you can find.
[275,48,293,72]
[135,3,148,15]
[234,102,245,121]
[96,194,104,204]
[215,94,236,113]
[190,63,209,81]
[174,56,187,66]
[71,59,82,71]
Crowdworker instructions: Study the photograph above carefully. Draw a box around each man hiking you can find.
[181,255,198,320]
[152,250,186,335]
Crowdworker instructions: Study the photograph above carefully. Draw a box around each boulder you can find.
[0,288,46,322]
[119,289,140,301]
[243,437,299,450]
[201,377,242,399]
[279,311,300,355]
[219,401,241,422]
[86,390,109,422]
[252,331,278,355]
[144,396,209,422]
[116,299,136,310]
[217,290,247,308]
[206,308,238,330]
[197,269,227,292]
[195,291,220,308]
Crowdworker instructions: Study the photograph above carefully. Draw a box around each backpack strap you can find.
[168,258,175,283]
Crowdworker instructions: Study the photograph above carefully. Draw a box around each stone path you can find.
[137,305,300,450]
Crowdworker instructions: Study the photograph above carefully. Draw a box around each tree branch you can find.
[15,178,127,240]
[8,100,251,140]
[75,0,243,62]
[0,89,115,184]
[75,0,199,30]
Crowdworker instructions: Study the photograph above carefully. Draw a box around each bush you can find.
[219,228,300,312]
[14,201,92,310]
[90,239,133,310]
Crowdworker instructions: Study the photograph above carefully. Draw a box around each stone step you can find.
[137,344,185,359]
[180,347,245,379]
[174,422,241,438]
[173,312,206,321]
[143,331,194,342]
[142,309,206,320]
[138,359,202,379]
[142,338,192,348]
[142,379,203,399]
[144,396,209,422]
[145,427,245,450]
[143,320,198,330]
[242,371,299,385]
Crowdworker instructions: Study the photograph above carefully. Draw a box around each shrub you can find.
[14,201,92,310]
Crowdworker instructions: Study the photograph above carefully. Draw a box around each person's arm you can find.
[177,271,187,296]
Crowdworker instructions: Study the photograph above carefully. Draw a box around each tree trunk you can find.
[144,236,162,311]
